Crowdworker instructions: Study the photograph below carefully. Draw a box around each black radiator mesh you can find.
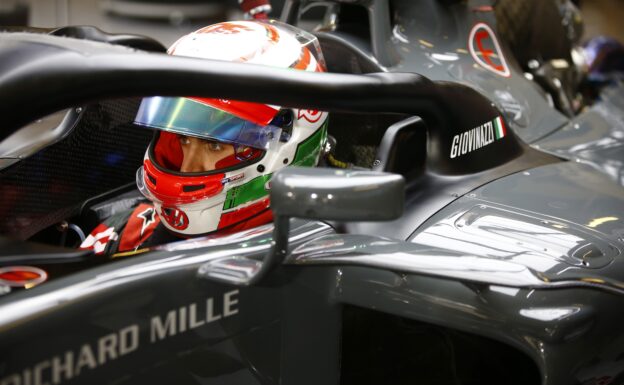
[0,99,152,240]
[329,113,407,168]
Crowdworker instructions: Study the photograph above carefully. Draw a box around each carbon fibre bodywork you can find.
[1,1,624,385]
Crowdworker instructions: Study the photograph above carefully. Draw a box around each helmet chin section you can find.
[155,201,223,236]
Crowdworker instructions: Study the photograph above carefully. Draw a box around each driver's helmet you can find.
[134,21,328,236]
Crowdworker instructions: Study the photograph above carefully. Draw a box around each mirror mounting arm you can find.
[198,167,404,286]
[248,215,291,286]
[197,215,291,286]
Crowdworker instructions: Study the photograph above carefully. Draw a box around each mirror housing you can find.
[271,167,404,221]
[199,167,405,285]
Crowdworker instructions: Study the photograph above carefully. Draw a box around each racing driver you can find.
[80,20,329,255]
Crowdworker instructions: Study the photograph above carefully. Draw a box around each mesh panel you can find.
[329,113,407,168]
[0,99,151,240]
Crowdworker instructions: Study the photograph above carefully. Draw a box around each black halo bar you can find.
[0,32,501,149]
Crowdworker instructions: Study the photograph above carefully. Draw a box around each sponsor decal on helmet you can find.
[160,207,190,230]
[221,173,245,185]
[297,109,322,123]
[0,266,47,288]
[468,22,511,77]
[450,116,506,159]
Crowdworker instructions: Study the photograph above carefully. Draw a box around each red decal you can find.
[468,23,511,77]
[297,109,322,123]
[199,23,253,35]
[161,207,189,231]
[475,31,503,71]
[0,266,47,288]
[292,47,312,70]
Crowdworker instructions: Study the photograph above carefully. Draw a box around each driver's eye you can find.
[207,141,222,151]
[178,136,191,145]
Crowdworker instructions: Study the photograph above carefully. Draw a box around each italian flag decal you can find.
[494,116,506,140]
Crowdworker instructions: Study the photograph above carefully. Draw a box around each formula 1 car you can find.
[1,1,624,385]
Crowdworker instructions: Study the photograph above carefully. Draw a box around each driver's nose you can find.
[180,139,216,172]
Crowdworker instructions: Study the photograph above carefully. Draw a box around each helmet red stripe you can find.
[292,47,312,70]
[217,197,271,229]
[144,159,225,205]
[265,24,280,43]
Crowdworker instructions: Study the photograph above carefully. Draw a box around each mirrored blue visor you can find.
[134,97,281,150]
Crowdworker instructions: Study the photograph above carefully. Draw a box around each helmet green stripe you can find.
[222,123,327,211]
[292,123,327,166]
[223,174,272,211]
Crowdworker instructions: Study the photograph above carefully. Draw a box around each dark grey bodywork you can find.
[1,1,624,385]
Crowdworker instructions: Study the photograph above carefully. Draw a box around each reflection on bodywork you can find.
[291,234,560,288]
[0,108,80,170]
[493,89,529,127]
[537,86,624,186]
[587,216,619,228]
[430,53,459,62]
[489,285,520,296]
[519,307,580,322]
[289,201,624,293]
[431,205,617,270]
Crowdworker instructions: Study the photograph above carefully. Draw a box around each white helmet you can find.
[134,20,328,236]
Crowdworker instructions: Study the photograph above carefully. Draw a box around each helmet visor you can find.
[134,96,282,150]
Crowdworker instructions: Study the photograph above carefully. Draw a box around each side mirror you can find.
[270,167,404,221]
[199,167,405,285]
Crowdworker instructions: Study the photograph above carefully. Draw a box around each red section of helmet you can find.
[188,97,279,126]
[219,204,273,234]
[292,46,311,70]
[217,197,271,229]
[144,159,225,206]
[154,132,183,170]
[214,147,263,169]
